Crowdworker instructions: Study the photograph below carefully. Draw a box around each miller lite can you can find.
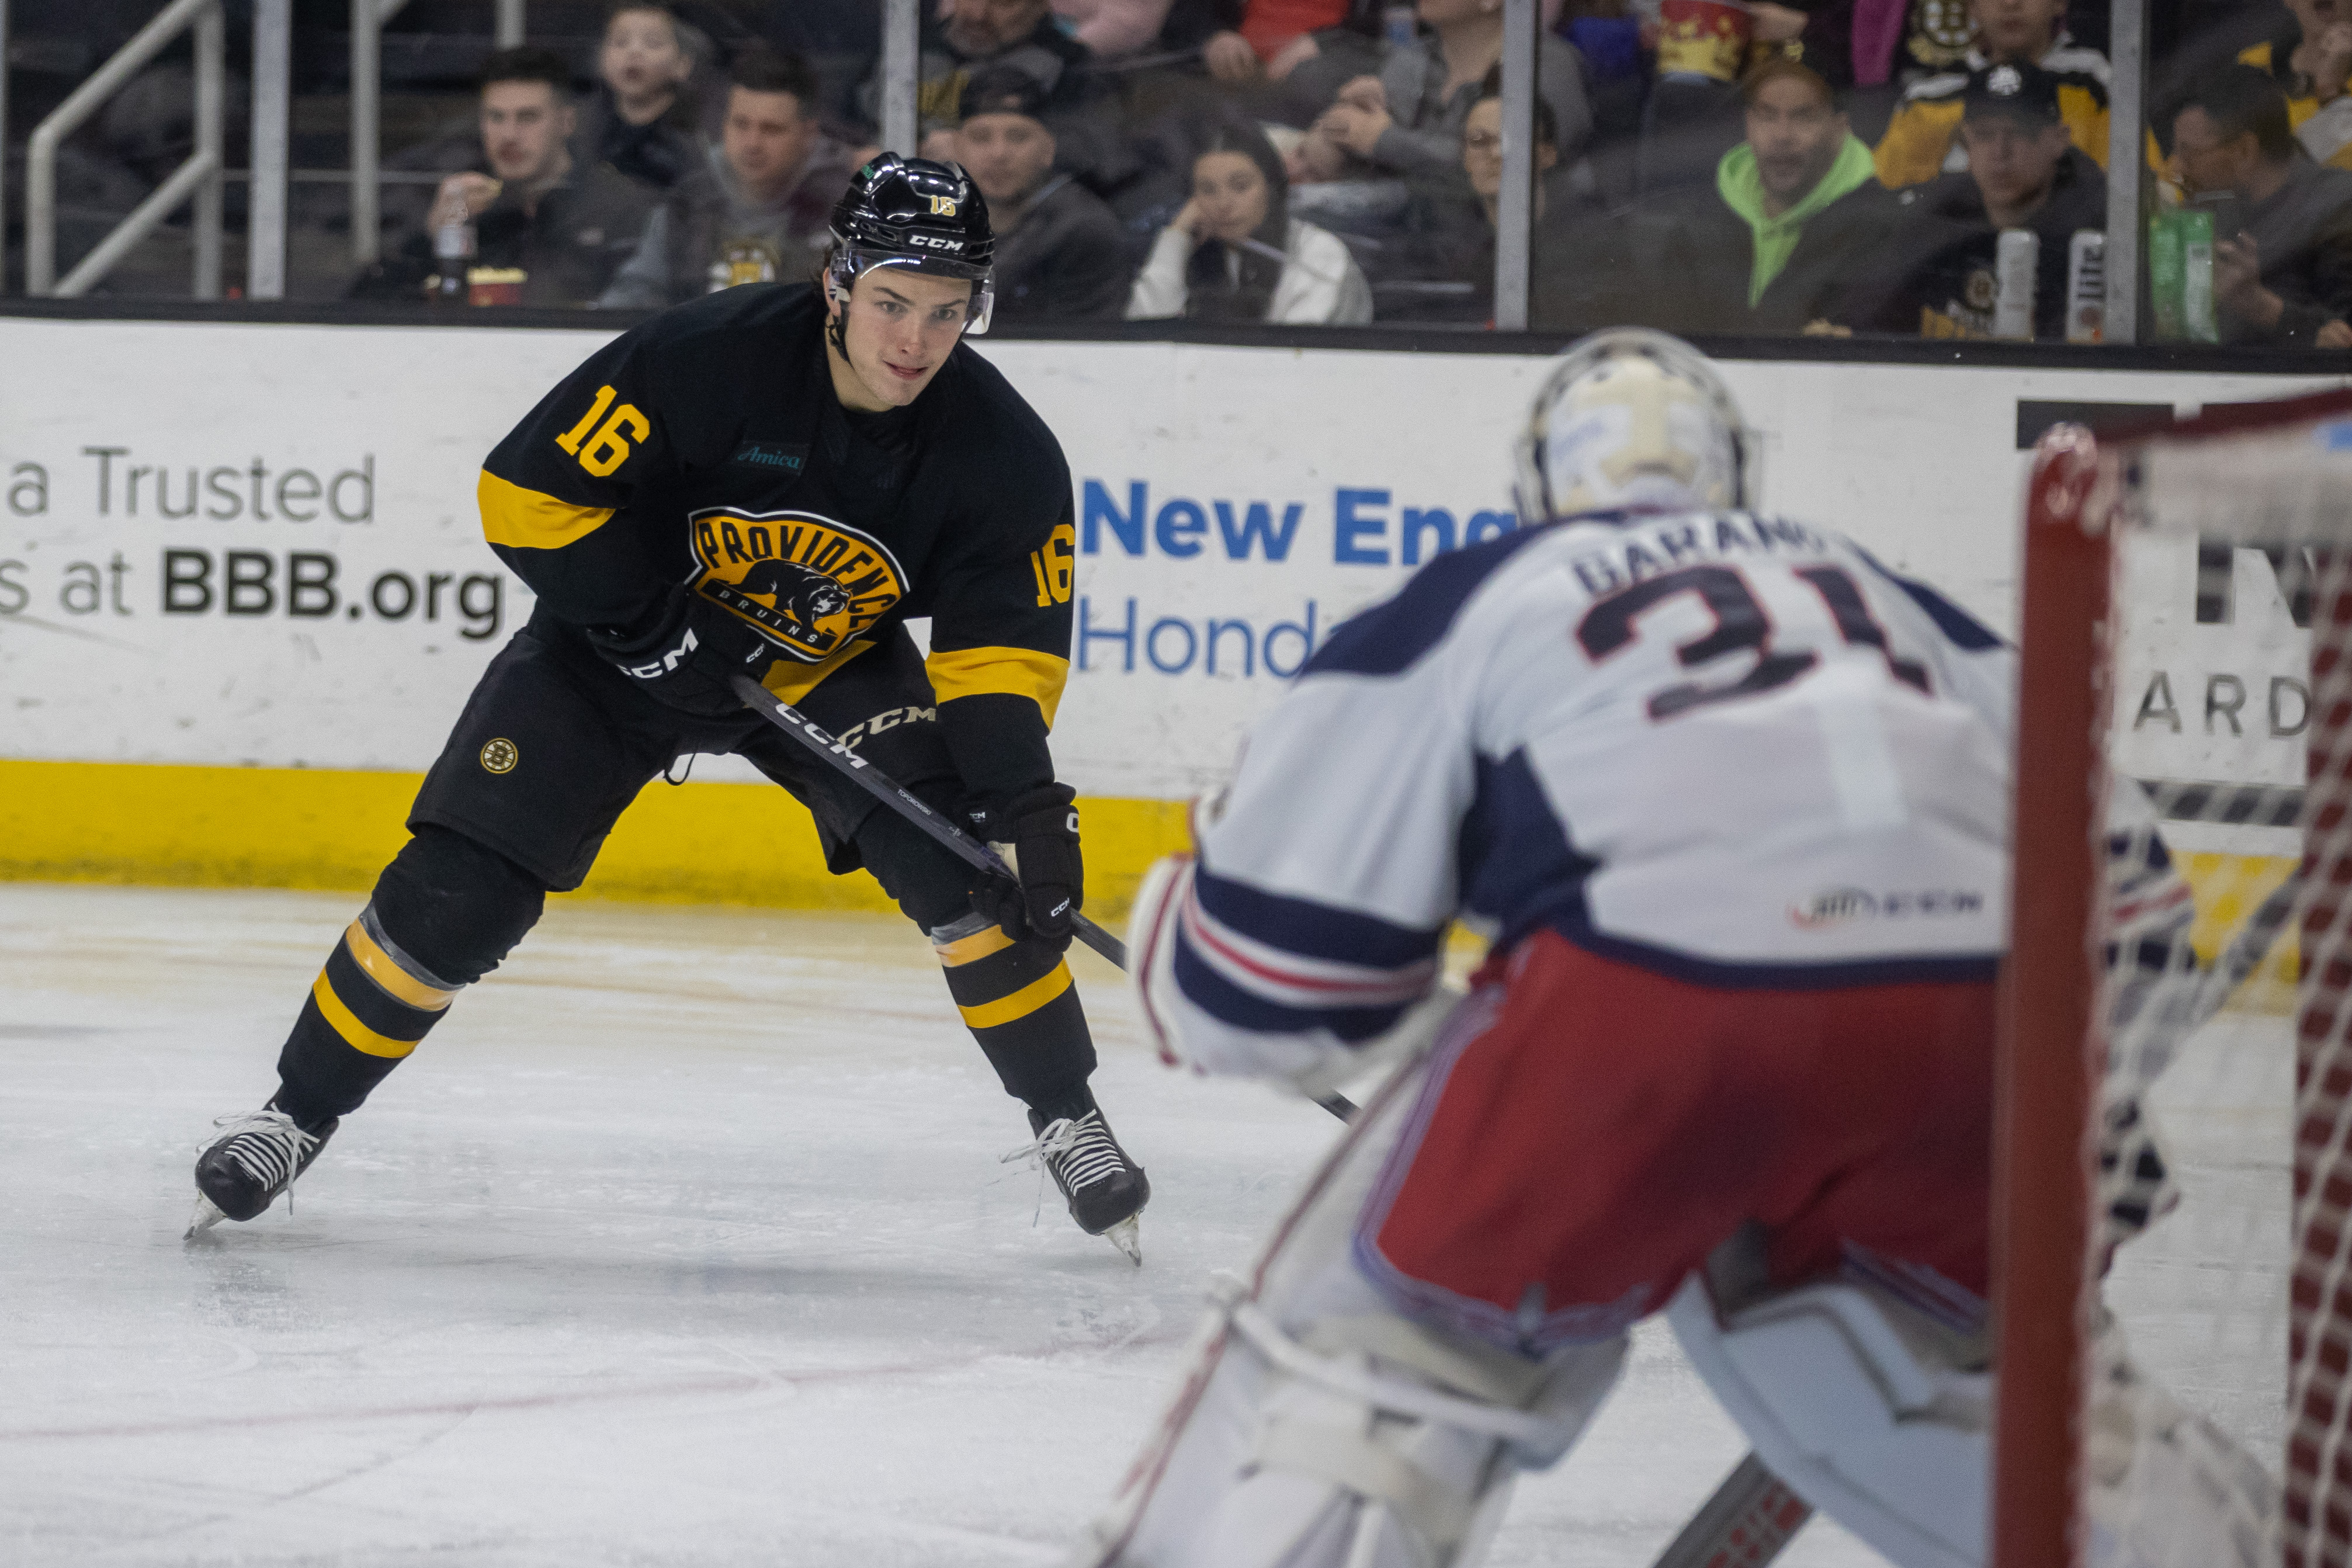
[1992,228,2037,340]
[2065,230,2104,343]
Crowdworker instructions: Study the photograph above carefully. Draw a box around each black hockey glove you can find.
[584,587,769,719]
[966,783,1083,948]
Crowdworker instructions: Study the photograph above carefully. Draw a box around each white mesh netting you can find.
[2081,394,2352,1568]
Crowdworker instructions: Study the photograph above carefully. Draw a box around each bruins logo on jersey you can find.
[688,507,906,662]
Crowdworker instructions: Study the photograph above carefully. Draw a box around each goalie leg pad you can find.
[1069,1046,1625,1568]
[1668,1276,2280,1568]
[1667,1272,1991,1568]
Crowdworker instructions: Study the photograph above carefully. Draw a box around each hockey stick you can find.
[1647,859,2305,1568]
[724,676,1364,1121]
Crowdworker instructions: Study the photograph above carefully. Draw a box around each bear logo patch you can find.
[686,507,906,662]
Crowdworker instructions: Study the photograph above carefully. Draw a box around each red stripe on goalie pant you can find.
[1361,930,1996,1344]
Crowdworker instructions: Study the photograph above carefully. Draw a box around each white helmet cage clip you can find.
[1512,328,1758,525]
[824,244,995,337]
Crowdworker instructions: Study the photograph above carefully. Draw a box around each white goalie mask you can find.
[1513,328,1755,523]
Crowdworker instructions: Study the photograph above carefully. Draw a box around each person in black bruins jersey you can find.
[186,155,1153,1262]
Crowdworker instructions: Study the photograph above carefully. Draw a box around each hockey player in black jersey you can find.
[188,155,1151,1261]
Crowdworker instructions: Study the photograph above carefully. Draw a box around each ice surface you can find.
[0,884,2280,1566]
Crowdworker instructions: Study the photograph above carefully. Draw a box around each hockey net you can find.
[2007,389,2352,1568]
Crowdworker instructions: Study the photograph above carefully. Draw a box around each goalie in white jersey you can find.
[1073,331,2274,1568]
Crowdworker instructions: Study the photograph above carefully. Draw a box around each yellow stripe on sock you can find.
[956,960,1073,1030]
[344,921,455,1012]
[933,925,1017,967]
[311,972,422,1059]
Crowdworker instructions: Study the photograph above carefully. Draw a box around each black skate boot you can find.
[1009,1090,1150,1264]
[186,1105,338,1237]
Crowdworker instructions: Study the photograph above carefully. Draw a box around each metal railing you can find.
[25,0,224,297]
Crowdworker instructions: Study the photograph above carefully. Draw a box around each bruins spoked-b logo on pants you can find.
[688,508,907,662]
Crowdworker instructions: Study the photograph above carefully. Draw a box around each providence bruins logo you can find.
[687,508,906,662]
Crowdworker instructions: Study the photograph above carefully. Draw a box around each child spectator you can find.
[351,47,657,305]
[1128,114,1374,320]
[599,46,855,308]
[2173,64,2352,347]
[573,2,704,192]
[955,68,1134,319]
[1872,0,2106,187]
[1628,51,1896,331]
[1839,61,2103,336]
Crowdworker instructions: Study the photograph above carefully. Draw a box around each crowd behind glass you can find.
[18,0,2352,344]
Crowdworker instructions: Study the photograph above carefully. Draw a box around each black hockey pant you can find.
[267,620,1096,1131]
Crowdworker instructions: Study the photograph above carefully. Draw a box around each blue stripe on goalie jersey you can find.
[1466,750,2001,988]
[1852,545,2006,652]
[1305,523,1560,679]
[1170,924,1414,1042]
[1194,859,1444,970]
[1456,750,1600,953]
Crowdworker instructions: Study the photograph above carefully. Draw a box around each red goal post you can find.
[2003,388,2352,1568]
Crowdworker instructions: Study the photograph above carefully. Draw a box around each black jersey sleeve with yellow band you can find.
[924,461,1077,801]
[478,335,679,630]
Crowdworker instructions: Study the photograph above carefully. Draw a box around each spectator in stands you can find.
[351,48,655,306]
[953,69,1133,319]
[1202,0,1358,82]
[1837,61,2103,337]
[571,2,703,191]
[1293,0,1592,191]
[1402,71,1583,324]
[600,46,856,309]
[1626,51,1896,332]
[2235,0,2352,171]
[1128,114,1374,321]
[2173,65,2352,349]
[1871,0,2107,188]
[863,0,1098,148]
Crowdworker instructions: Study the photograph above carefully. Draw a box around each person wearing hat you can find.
[2172,64,2352,347]
[193,155,1156,1265]
[1612,51,1897,334]
[1835,60,2105,338]
[600,45,858,309]
[1871,0,2108,190]
[951,67,1132,322]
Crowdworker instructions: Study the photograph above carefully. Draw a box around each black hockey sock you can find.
[928,911,1098,1108]
[273,905,462,1129]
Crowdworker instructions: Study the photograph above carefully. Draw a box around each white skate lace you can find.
[206,1110,321,1195]
[1000,1112,1126,1224]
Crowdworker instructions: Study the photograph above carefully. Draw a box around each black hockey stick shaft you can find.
[725,678,1367,1119]
[731,674,1128,969]
[1646,858,2306,1568]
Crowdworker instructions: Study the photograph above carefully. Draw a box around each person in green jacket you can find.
[1614,52,1900,335]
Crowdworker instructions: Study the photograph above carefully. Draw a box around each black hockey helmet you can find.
[825,153,996,335]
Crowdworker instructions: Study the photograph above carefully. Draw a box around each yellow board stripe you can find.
[925,646,1070,729]
[344,920,456,1012]
[310,972,422,1059]
[958,960,1073,1030]
[478,469,615,551]
[934,924,1016,967]
[762,639,873,707]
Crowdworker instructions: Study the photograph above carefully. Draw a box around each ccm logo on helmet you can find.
[909,235,966,252]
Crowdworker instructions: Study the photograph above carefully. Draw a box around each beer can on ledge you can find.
[1992,228,2037,340]
[2066,229,2104,344]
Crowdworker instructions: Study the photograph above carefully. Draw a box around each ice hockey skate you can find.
[186,1106,337,1237]
[1005,1097,1150,1264]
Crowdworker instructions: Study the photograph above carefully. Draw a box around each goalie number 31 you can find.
[1576,563,1930,721]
